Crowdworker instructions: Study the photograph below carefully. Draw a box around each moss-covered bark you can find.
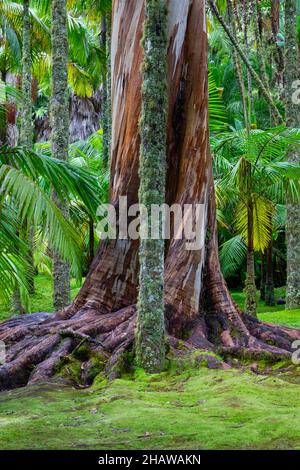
[135,0,168,373]
[20,0,33,149]
[244,201,257,317]
[51,0,70,310]
[11,0,33,315]
[285,0,300,309]
[101,14,112,166]
[265,243,275,307]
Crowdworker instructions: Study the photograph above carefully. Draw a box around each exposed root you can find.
[0,304,299,391]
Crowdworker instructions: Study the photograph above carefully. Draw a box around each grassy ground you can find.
[0,274,81,322]
[0,368,300,450]
[231,287,300,329]
[1,276,300,450]
[1,275,299,328]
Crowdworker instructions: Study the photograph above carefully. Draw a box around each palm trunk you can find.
[51,0,70,310]
[87,217,95,270]
[135,0,168,372]
[270,0,284,88]
[10,0,32,315]
[244,200,257,317]
[208,0,282,123]
[101,13,112,166]
[260,252,266,301]
[265,242,275,306]
[228,0,249,130]
[1,0,299,391]
[20,0,35,298]
[285,0,300,309]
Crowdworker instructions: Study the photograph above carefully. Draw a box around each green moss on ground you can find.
[0,278,300,449]
[0,368,300,450]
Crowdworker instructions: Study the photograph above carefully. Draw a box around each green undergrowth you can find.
[1,367,300,450]
[0,274,82,322]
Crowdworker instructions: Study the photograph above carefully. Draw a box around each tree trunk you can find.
[0,0,299,391]
[265,242,275,307]
[270,0,284,89]
[260,252,266,301]
[135,0,168,372]
[20,0,35,297]
[244,201,257,317]
[285,0,300,309]
[51,0,71,310]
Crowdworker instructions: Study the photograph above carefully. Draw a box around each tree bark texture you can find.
[285,0,300,309]
[135,0,168,373]
[51,0,71,310]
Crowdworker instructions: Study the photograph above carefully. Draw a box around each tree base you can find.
[0,303,299,391]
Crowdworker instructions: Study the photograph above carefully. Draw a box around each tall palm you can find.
[51,0,71,310]
[285,0,300,309]
[0,144,101,305]
[213,126,300,316]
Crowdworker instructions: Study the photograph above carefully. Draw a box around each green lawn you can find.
[3,276,298,329]
[0,368,300,450]
[230,287,300,329]
[1,276,300,450]
[0,274,82,322]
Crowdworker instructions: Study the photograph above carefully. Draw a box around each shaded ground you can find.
[0,368,300,450]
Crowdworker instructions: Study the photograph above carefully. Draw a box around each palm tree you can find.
[214,126,300,316]
[0,144,101,304]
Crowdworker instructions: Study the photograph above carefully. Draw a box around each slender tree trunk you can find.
[271,0,284,89]
[135,0,168,373]
[208,0,282,123]
[265,242,275,306]
[244,200,257,317]
[228,0,249,130]
[20,0,35,297]
[285,0,300,309]
[1,0,299,391]
[51,0,70,310]
[11,0,33,315]
[101,13,112,166]
[242,0,254,124]
[87,217,95,270]
[260,252,266,301]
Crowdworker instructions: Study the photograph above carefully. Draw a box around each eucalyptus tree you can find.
[1,0,300,391]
